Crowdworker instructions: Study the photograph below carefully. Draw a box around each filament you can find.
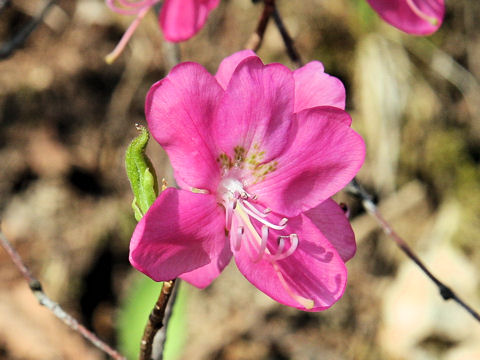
[269,234,298,261]
[242,199,268,218]
[406,0,439,26]
[233,226,243,251]
[239,202,287,230]
[250,226,269,263]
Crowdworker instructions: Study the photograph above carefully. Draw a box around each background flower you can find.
[366,0,445,35]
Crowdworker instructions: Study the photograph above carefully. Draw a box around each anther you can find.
[270,234,298,261]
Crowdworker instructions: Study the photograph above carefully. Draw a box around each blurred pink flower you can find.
[129,50,365,311]
[105,0,219,63]
[366,0,445,35]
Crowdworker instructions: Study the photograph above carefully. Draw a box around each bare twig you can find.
[272,7,303,67]
[140,279,177,360]
[245,0,275,51]
[0,0,56,60]
[347,179,480,323]
[151,281,178,360]
[246,0,303,68]
[0,227,127,360]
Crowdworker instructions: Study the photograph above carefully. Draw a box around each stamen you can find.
[263,208,271,214]
[270,234,298,261]
[105,5,151,64]
[239,203,287,231]
[242,189,256,199]
[406,0,439,26]
[233,226,243,251]
[273,262,314,310]
[242,199,268,218]
[250,226,269,263]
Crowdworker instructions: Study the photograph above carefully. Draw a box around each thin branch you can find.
[0,0,56,60]
[140,279,177,360]
[0,226,127,360]
[151,281,178,360]
[272,6,303,67]
[346,179,480,323]
[245,0,275,52]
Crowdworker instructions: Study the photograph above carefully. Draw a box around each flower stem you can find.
[139,279,177,360]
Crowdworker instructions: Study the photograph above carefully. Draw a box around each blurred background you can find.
[0,0,479,359]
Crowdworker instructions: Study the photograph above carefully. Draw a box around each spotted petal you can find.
[129,188,226,282]
[213,57,294,164]
[249,106,365,217]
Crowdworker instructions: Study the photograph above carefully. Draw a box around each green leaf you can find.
[125,125,159,219]
[117,274,187,360]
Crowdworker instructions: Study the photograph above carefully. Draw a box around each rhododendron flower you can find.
[366,0,444,35]
[105,0,219,63]
[129,50,365,311]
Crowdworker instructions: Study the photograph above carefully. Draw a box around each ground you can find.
[0,0,479,359]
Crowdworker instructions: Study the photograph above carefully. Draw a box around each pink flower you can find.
[129,50,365,311]
[366,0,445,35]
[105,0,219,63]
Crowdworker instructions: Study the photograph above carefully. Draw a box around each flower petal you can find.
[160,0,220,42]
[305,198,356,262]
[215,50,257,90]
[249,107,365,217]
[146,62,223,191]
[233,214,348,311]
[213,57,294,164]
[366,0,444,35]
[129,188,226,282]
[180,240,232,288]
[293,61,346,112]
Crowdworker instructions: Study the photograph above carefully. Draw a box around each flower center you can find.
[217,175,314,309]
[218,177,298,263]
